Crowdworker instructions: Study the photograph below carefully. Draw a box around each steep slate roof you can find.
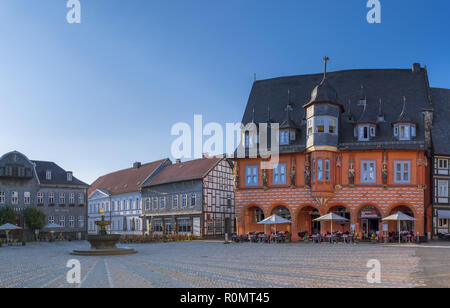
[33,161,88,187]
[88,159,169,196]
[142,157,223,187]
[241,66,433,151]
[431,88,450,155]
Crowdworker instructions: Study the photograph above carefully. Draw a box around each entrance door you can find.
[311,211,321,234]
[362,219,369,238]
[369,219,379,236]
[193,217,201,237]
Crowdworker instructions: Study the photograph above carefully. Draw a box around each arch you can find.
[388,204,416,234]
[240,204,266,234]
[326,205,352,233]
[357,204,383,240]
[388,204,416,218]
[328,205,352,220]
[297,205,321,235]
[271,205,292,221]
[247,205,265,224]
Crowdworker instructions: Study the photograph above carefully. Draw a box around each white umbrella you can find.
[0,223,22,244]
[257,214,291,234]
[382,212,416,244]
[257,214,291,225]
[313,213,349,234]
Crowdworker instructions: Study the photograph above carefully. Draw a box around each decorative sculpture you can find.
[348,162,355,186]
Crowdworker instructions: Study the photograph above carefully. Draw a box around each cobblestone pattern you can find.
[0,241,431,288]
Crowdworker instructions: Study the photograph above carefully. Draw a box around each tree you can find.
[24,207,46,238]
[0,206,18,225]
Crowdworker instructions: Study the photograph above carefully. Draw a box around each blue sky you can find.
[0,0,449,184]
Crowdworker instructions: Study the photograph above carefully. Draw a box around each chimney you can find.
[133,162,142,169]
[412,63,421,73]
[422,109,434,150]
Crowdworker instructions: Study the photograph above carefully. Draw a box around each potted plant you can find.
[354,232,360,244]
[285,232,291,243]
[21,236,27,246]
[371,232,377,244]
[303,232,310,243]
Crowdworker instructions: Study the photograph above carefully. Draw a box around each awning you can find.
[438,210,450,219]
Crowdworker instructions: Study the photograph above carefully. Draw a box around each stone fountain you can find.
[72,212,137,256]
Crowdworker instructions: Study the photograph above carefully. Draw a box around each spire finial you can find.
[322,56,330,81]
[254,73,257,82]
[267,104,271,123]
[251,103,255,123]
[401,96,407,115]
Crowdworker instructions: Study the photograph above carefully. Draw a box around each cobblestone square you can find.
[1,241,449,288]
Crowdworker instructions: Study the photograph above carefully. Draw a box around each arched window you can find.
[329,206,351,220]
[253,207,265,223]
[272,206,291,221]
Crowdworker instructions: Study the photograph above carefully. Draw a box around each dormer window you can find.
[280,130,290,145]
[310,116,338,135]
[357,124,376,141]
[46,170,52,180]
[244,131,258,148]
[393,124,416,141]
[67,172,73,182]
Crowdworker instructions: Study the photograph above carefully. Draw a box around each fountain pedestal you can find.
[71,215,137,256]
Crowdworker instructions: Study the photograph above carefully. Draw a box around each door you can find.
[193,217,201,237]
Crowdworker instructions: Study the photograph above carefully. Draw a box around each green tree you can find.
[0,206,18,225]
[24,207,46,238]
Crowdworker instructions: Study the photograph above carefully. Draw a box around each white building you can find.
[88,159,170,235]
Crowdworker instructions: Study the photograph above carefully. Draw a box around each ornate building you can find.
[234,60,439,241]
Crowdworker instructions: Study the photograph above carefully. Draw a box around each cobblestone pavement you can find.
[1,241,449,288]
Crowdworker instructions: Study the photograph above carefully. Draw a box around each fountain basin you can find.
[71,214,137,256]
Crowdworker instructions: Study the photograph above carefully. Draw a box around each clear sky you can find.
[0,0,449,184]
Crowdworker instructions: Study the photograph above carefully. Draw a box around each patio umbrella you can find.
[0,223,22,244]
[257,214,291,234]
[42,223,64,230]
[313,213,349,234]
[41,223,64,242]
[382,212,416,244]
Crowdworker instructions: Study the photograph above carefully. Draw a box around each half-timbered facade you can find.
[431,88,450,235]
[141,157,234,238]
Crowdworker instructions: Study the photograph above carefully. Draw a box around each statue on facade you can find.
[290,167,296,188]
[262,169,268,189]
[382,164,388,185]
[304,168,311,187]
[348,163,355,185]
[233,164,239,189]
[233,172,239,189]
